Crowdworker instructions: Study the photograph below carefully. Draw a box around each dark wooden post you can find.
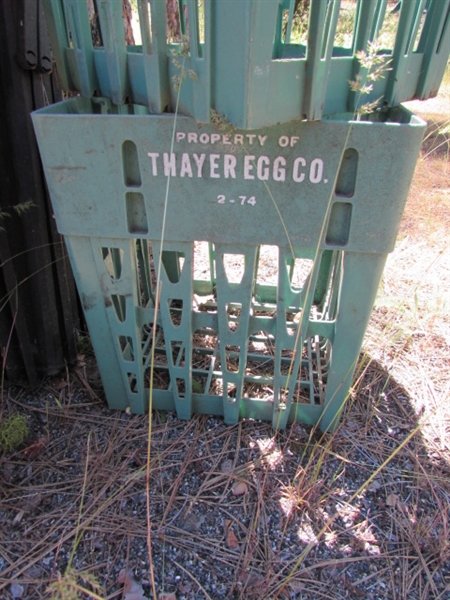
[0,0,81,384]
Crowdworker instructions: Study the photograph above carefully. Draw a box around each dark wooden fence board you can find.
[0,0,81,383]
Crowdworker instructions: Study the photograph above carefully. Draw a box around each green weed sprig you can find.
[349,41,392,120]
[0,200,35,231]
[0,414,28,452]
[171,35,198,93]
[47,568,103,600]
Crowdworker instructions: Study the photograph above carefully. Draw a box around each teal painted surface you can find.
[32,103,425,430]
[32,99,425,254]
[41,0,450,128]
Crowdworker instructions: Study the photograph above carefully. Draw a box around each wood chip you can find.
[231,480,249,495]
[224,519,239,549]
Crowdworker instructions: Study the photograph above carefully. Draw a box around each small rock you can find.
[10,583,25,599]
[221,459,233,473]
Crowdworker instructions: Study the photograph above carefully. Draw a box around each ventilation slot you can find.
[122,140,142,187]
[289,258,313,291]
[326,202,352,247]
[168,299,184,327]
[111,294,127,322]
[126,192,148,234]
[100,247,124,280]
[223,253,245,284]
[335,148,358,197]
[118,336,134,361]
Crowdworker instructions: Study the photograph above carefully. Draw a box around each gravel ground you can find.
[1,353,449,600]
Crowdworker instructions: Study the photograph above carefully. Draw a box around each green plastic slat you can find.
[64,235,131,411]
[94,0,128,104]
[272,248,315,430]
[212,0,281,129]
[416,0,450,98]
[214,244,258,424]
[303,0,340,120]
[302,0,332,120]
[62,0,98,96]
[369,0,390,40]
[41,0,71,89]
[128,0,170,112]
[319,252,387,431]
[384,0,427,107]
[347,0,380,113]
[154,240,194,419]
[283,0,297,45]
[352,0,379,52]
[186,0,211,122]
[135,239,154,306]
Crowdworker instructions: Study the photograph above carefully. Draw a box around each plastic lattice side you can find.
[42,0,450,128]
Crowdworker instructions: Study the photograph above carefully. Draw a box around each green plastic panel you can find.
[32,98,425,255]
[42,0,450,128]
[63,234,386,432]
[32,101,425,431]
